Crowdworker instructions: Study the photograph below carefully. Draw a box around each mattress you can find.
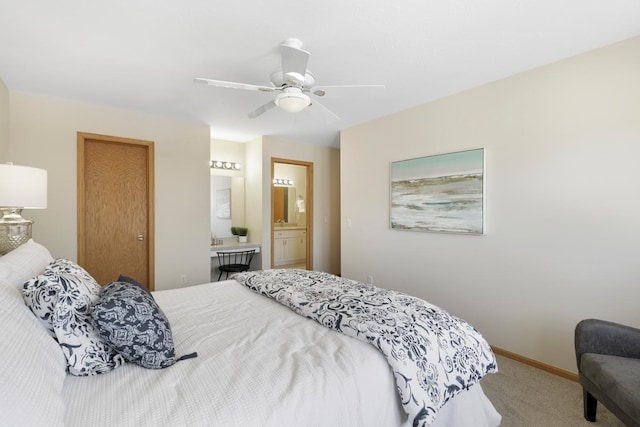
[61,279,500,427]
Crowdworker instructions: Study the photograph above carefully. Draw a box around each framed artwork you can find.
[390,148,485,234]
[215,188,231,219]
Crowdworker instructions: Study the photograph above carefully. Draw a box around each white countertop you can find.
[210,243,261,256]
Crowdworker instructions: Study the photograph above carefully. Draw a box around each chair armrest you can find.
[575,318,640,371]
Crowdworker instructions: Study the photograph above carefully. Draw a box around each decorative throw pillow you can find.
[23,274,59,337]
[91,281,176,369]
[117,274,148,291]
[24,259,124,376]
[23,257,95,338]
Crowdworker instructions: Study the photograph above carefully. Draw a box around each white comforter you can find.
[234,269,498,427]
[61,280,500,427]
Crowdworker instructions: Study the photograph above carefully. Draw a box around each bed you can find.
[0,240,501,427]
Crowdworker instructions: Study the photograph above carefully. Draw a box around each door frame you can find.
[77,132,155,289]
[271,158,313,270]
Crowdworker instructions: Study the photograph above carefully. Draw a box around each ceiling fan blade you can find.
[194,78,276,92]
[310,98,340,123]
[310,84,386,98]
[248,100,277,119]
[280,39,310,86]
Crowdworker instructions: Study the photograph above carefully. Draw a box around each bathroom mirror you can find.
[211,175,245,238]
[273,186,297,224]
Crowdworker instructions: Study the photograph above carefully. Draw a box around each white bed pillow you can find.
[0,239,53,290]
[0,279,66,427]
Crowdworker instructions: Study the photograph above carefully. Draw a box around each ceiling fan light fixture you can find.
[275,89,311,113]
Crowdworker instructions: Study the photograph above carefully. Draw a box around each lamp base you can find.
[0,208,33,255]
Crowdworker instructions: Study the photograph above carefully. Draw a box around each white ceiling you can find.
[1,1,639,147]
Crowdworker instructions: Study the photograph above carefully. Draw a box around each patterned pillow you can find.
[23,274,59,337]
[91,281,176,369]
[117,274,148,291]
[24,259,124,376]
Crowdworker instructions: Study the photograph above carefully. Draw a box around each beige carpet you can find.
[481,354,626,427]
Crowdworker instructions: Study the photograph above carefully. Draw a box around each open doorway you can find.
[271,158,313,270]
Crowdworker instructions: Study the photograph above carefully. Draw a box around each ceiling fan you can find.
[195,38,384,119]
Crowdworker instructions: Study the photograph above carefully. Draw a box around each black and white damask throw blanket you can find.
[233,269,497,427]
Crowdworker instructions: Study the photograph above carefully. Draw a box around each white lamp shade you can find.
[0,164,47,209]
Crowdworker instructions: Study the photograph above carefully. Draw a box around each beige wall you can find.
[262,136,341,274]
[244,137,264,265]
[210,138,246,170]
[341,36,640,373]
[0,78,8,159]
[8,92,211,291]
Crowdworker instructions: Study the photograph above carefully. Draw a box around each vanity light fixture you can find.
[273,178,293,186]
[210,160,241,170]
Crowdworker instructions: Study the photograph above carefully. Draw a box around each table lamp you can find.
[0,163,47,255]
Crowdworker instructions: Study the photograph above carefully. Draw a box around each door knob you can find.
[137,234,145,241]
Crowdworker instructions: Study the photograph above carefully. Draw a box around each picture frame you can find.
[390,148,485,234]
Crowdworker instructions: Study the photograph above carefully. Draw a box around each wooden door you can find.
[77,133,155,290]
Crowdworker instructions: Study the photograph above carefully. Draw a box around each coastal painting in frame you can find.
[390,148,484,234]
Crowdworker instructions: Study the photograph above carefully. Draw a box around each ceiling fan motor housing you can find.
[270,69,316,89]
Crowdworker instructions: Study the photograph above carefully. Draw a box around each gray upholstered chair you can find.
[575,319,640,427]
